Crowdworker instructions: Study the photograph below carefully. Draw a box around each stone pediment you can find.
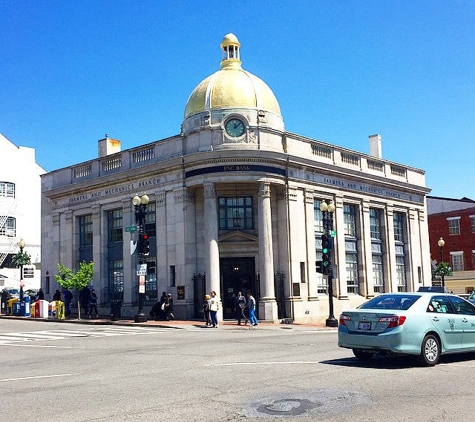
[218,231,258,243]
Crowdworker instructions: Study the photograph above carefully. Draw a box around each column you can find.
[155,190,167,294]
[334,196,348,299]
[385,206,397,292]
[91,205,102,294]
[258,181,277,321]
[305,190,319,301]
[203,183,220,313]
[361,201,374,298]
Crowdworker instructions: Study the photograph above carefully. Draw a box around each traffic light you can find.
[141,233,150,256]
[322,233,331,274]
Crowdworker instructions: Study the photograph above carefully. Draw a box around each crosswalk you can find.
[0,326,165,345]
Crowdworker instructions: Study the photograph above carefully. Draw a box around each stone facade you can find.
[40,35,432,323]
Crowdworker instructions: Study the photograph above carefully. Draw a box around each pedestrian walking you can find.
[236,291,246,325]
[79,286,91,318]
[209,290,220,328]
[159,291,168,320]
[89,289,98,318]
[246,291,258,326]
[203,294,211,326]
[165,293,175,320]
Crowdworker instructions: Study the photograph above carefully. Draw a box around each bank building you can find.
[41,34,431,323]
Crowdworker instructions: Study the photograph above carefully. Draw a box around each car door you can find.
[448,296,475,349]
[426,295,464,351]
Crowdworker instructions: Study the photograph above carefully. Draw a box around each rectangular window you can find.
[451,253,464,271]
[396,256,406,292]
[143,202,156,237]
[448,217,461,235]
[79,214,93,247]
[0,182,15,198]
[344,204,357,237]
[393,212,404,242]
[470,216,475,233]
[170,265,176,287]
[372,255,384,293]
[300,262,306,283]
[108,260,124,301]
[314,200,323,233]
[0,217,16,236]
[346,253,359,294]
[107,209,123,243]
[370,208,381,240]
[218,197,253,230]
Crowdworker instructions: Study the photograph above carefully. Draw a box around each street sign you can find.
[138,275,146,294]
[125,226,137,233]
[137,264,147,276]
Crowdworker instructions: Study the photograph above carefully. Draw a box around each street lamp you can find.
[438,237,445,287]
[18,239,26,302]
[132,193,149,323]
[320,199,338,327]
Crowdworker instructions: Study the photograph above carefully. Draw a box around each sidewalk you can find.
[0,314,336,331]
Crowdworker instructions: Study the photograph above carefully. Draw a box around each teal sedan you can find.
[338,292,475,366]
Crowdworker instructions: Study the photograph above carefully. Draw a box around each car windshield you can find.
[469,292,475,300]
[358,294,421,310]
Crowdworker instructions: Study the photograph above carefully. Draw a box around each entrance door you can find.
[220,257,256,320]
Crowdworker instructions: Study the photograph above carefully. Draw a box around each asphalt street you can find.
[0,317,474,422]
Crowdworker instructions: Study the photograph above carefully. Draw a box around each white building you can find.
[41,34,432,322]
[0,133,45,290]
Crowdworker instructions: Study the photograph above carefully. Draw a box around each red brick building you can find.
[428,196,475,293]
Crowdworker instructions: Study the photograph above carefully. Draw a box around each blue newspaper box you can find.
[12,301,21,316]
[21,296,31,317]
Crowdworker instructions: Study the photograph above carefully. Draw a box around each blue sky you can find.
[1,1,474,199]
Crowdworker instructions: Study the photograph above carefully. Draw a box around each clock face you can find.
[225,118,245,137]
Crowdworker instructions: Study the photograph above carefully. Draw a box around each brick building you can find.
[427,196,475,293]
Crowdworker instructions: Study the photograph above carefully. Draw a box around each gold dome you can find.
[184,34,281,118]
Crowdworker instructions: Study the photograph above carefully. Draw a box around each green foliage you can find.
[54,264,74,289]
[11,250,31,267]
[54,261,95,291]
[434,261,453,277]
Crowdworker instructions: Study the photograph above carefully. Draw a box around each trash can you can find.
[21,296,31,317]
[110,300,121,321]
[12,301,21,316]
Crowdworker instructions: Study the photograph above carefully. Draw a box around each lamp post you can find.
[132,193,149,323]
[320,199,338,327]
[18,239,26,303]
[438,237,445,288]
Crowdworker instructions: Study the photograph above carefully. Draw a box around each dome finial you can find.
[220,33,242,69]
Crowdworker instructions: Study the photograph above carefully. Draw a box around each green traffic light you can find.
[322,247,328,254]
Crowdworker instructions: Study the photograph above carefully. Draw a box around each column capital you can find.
[258,181,271,199]
[204,182,216,199]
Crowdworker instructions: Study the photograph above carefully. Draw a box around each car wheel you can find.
[353,349,375,361]
[420,334,440,366]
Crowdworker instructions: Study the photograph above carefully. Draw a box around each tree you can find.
[54,261,94,319]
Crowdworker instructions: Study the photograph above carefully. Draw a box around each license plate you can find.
[358,321,372,330]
